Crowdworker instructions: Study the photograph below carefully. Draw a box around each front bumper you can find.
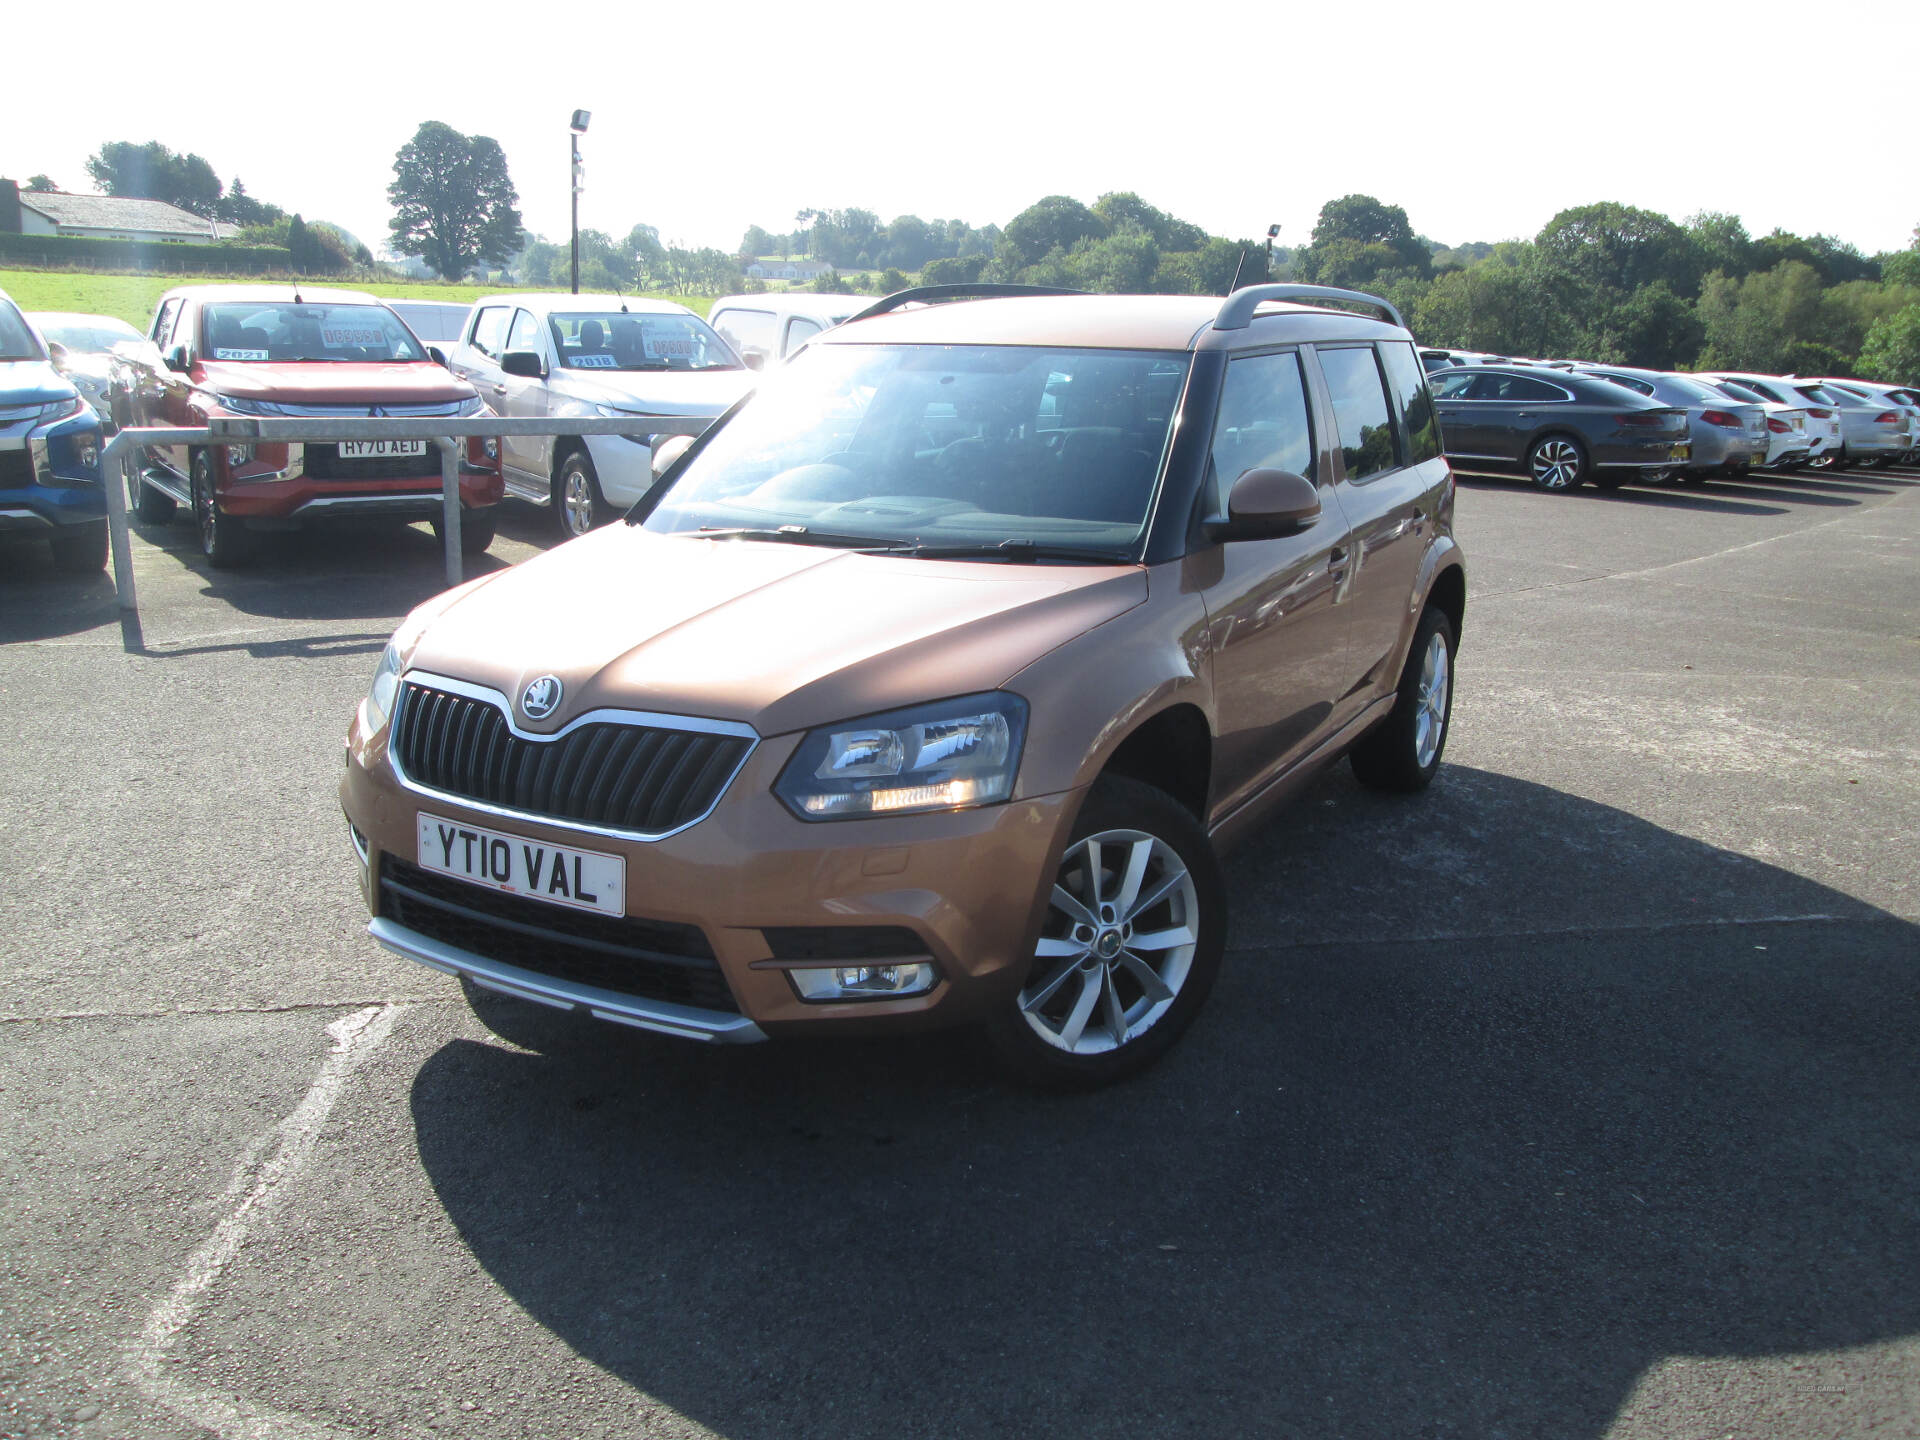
[220,439,505,524]
[0,415,108,530]
[341,706,1079,1042]
[581,431,662,509]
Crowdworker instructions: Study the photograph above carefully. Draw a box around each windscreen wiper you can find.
[690,525,902,550]
[884,539,1136,564]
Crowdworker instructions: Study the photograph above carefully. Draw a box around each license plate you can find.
[1670,443,1691,460]
[339,439,426,460]
[416,813,625,917]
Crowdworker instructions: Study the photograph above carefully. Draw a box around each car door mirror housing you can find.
[651,433,696,480]
[501,350,545,379]
[426,344,449,368]
[1205,468,1321,542]
[165,344,192,374]
[741,349,766,372]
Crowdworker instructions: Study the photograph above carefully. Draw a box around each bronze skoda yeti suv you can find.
[342,284,1466,1086]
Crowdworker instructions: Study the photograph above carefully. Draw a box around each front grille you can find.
[0,451,31,487]
[305,444,442,480]
[391,681,750,836]
[379,855,737,1012]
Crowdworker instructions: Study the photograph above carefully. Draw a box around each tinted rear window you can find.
[1379,342,1440,464]
[1317,346,1397,482]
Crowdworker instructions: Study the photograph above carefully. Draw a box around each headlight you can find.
[364,641,404,732]
[205,393,277,417]
[35,396,86,426]
[774,693,1028,820]
[453,395,486,417]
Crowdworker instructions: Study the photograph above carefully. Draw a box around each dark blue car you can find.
[1,288,108,572]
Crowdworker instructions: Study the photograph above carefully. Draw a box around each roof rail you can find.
[1213,284,1405,333]
[841,283,1087,327]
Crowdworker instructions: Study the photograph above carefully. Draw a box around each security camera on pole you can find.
[569,109,591,294]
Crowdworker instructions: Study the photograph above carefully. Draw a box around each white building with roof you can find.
[15,190,236,244]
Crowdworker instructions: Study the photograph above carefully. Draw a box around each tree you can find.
[1685,211,1753,280]
[216,178,283,228]
[1696,261,1826,373]
[1297,195,1430,283]
[1091,193,1206,253]
[287,214,310,271]
[84,141,224,217]
[1857,304,1920,385]
[1002,196,1107,269]
[738,224,773,262]
[921,255,988,286]
[387,121,524,279]
[25,174,56,192]
[1535,202,1699,297]
[1066,226,1159,293]
[1883,248,1920,289]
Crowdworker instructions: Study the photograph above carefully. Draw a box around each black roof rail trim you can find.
[1214,284,1406,333]
[841,283,1088,327]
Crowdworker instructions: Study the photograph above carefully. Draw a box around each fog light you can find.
[789,962,937,1002]
[483,438,499,460]
[226,443,253,466]
[74,434,100,469]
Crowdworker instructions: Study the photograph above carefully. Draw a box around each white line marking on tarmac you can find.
[125,1004,401,1439]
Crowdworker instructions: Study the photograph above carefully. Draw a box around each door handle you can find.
[1328,546,1349,566]
[1515,411,1534,418]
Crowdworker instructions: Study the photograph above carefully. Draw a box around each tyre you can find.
[460,977,582,1053]
[553,448,606,540]
[431,511,497,557]
[191,449,251,568]
[129,464,176,524]
[1350,606,1456,793]
[982,775,1226,1090]
[48,523,108,574]
[1527,434,1587,491]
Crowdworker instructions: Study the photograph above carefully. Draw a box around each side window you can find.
[784,317,823,353]
[151,299,181,348]
[711,307,776,359]
[469,306,510,359]
[506,309,542,356]
[1379,342,1441,464]
[1207,351,1315,514]
[1316,346,1398,483]
[1429,370,1477,400]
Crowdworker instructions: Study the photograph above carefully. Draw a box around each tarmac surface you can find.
[2,463,1916,1440]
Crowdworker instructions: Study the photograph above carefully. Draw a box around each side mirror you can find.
[165,344,192,374]
[1204,468,1321,542]
[651,433,696,481]
[501,350,545,379]
[426,344,449,368]
[46,340,68,365]
[741,350,766,372]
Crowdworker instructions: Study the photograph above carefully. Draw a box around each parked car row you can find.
[1420,348,1913,489]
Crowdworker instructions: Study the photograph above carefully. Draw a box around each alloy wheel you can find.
[562,462,596,536]
[193,459,216,555]
[1020,828,1199,1055]
[1530,439,1582,489]
[1413,629,1450,770]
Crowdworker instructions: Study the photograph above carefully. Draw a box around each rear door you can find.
[1428,368,1490,460]
[1311,341,1444,702]
[1192,348,1354,815]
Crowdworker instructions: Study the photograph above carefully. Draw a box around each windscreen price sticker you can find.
[572,353,618,367]
[643,334,697,361]
[215,348,269,360]
[320,322,385,348]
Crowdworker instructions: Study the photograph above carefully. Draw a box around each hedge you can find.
[0,231,295,274]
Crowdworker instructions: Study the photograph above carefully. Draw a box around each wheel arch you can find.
[1092,701,1213,823]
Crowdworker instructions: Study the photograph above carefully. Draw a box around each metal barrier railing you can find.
[99,415,716,613]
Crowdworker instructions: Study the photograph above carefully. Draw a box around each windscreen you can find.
[548,312,738,371]
[202,303,426,363]
[0,302,45,362]
[644,342,1189,557]
[37,320,141,354]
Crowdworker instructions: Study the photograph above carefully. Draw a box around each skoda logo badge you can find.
[521,675,563,721]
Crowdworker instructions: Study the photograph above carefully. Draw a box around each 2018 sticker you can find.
[570,352,618,367]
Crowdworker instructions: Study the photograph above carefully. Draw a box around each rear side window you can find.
[1207,351,1315,513]
[1316,346,1398,482]
[1379,342,1441,464]
[506,310,542,355]
[1477,373,1563,402]
[785,317,824,352]
[1596,373,1656,396]
[470,306,510,359]
[151,298,182,349]
[1795,385,1840,404]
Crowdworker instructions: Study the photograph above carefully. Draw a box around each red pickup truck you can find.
[123,285,503,566]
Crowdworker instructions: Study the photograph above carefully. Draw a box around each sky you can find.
[6,0,1918,263]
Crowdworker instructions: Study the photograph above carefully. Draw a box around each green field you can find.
[0,268,712,327]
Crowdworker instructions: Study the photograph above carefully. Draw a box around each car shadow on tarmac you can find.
[407,767,1920,1440]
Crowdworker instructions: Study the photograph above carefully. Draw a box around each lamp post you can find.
[569,109,591,294]
[1265,224,1281,281]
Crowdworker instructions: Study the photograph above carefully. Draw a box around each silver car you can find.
[1697,373,1847,468]
[447,293,756,538]
[1801,379,1918,466]
[1694,376,1811,470]
[1781,379,1907,466]
[1572,365,1769,482]
[707,293,868,368]
[26,311,155,433]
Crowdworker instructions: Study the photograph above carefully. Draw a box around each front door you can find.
[499,308,553,482]
[1192,349,1354,818]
